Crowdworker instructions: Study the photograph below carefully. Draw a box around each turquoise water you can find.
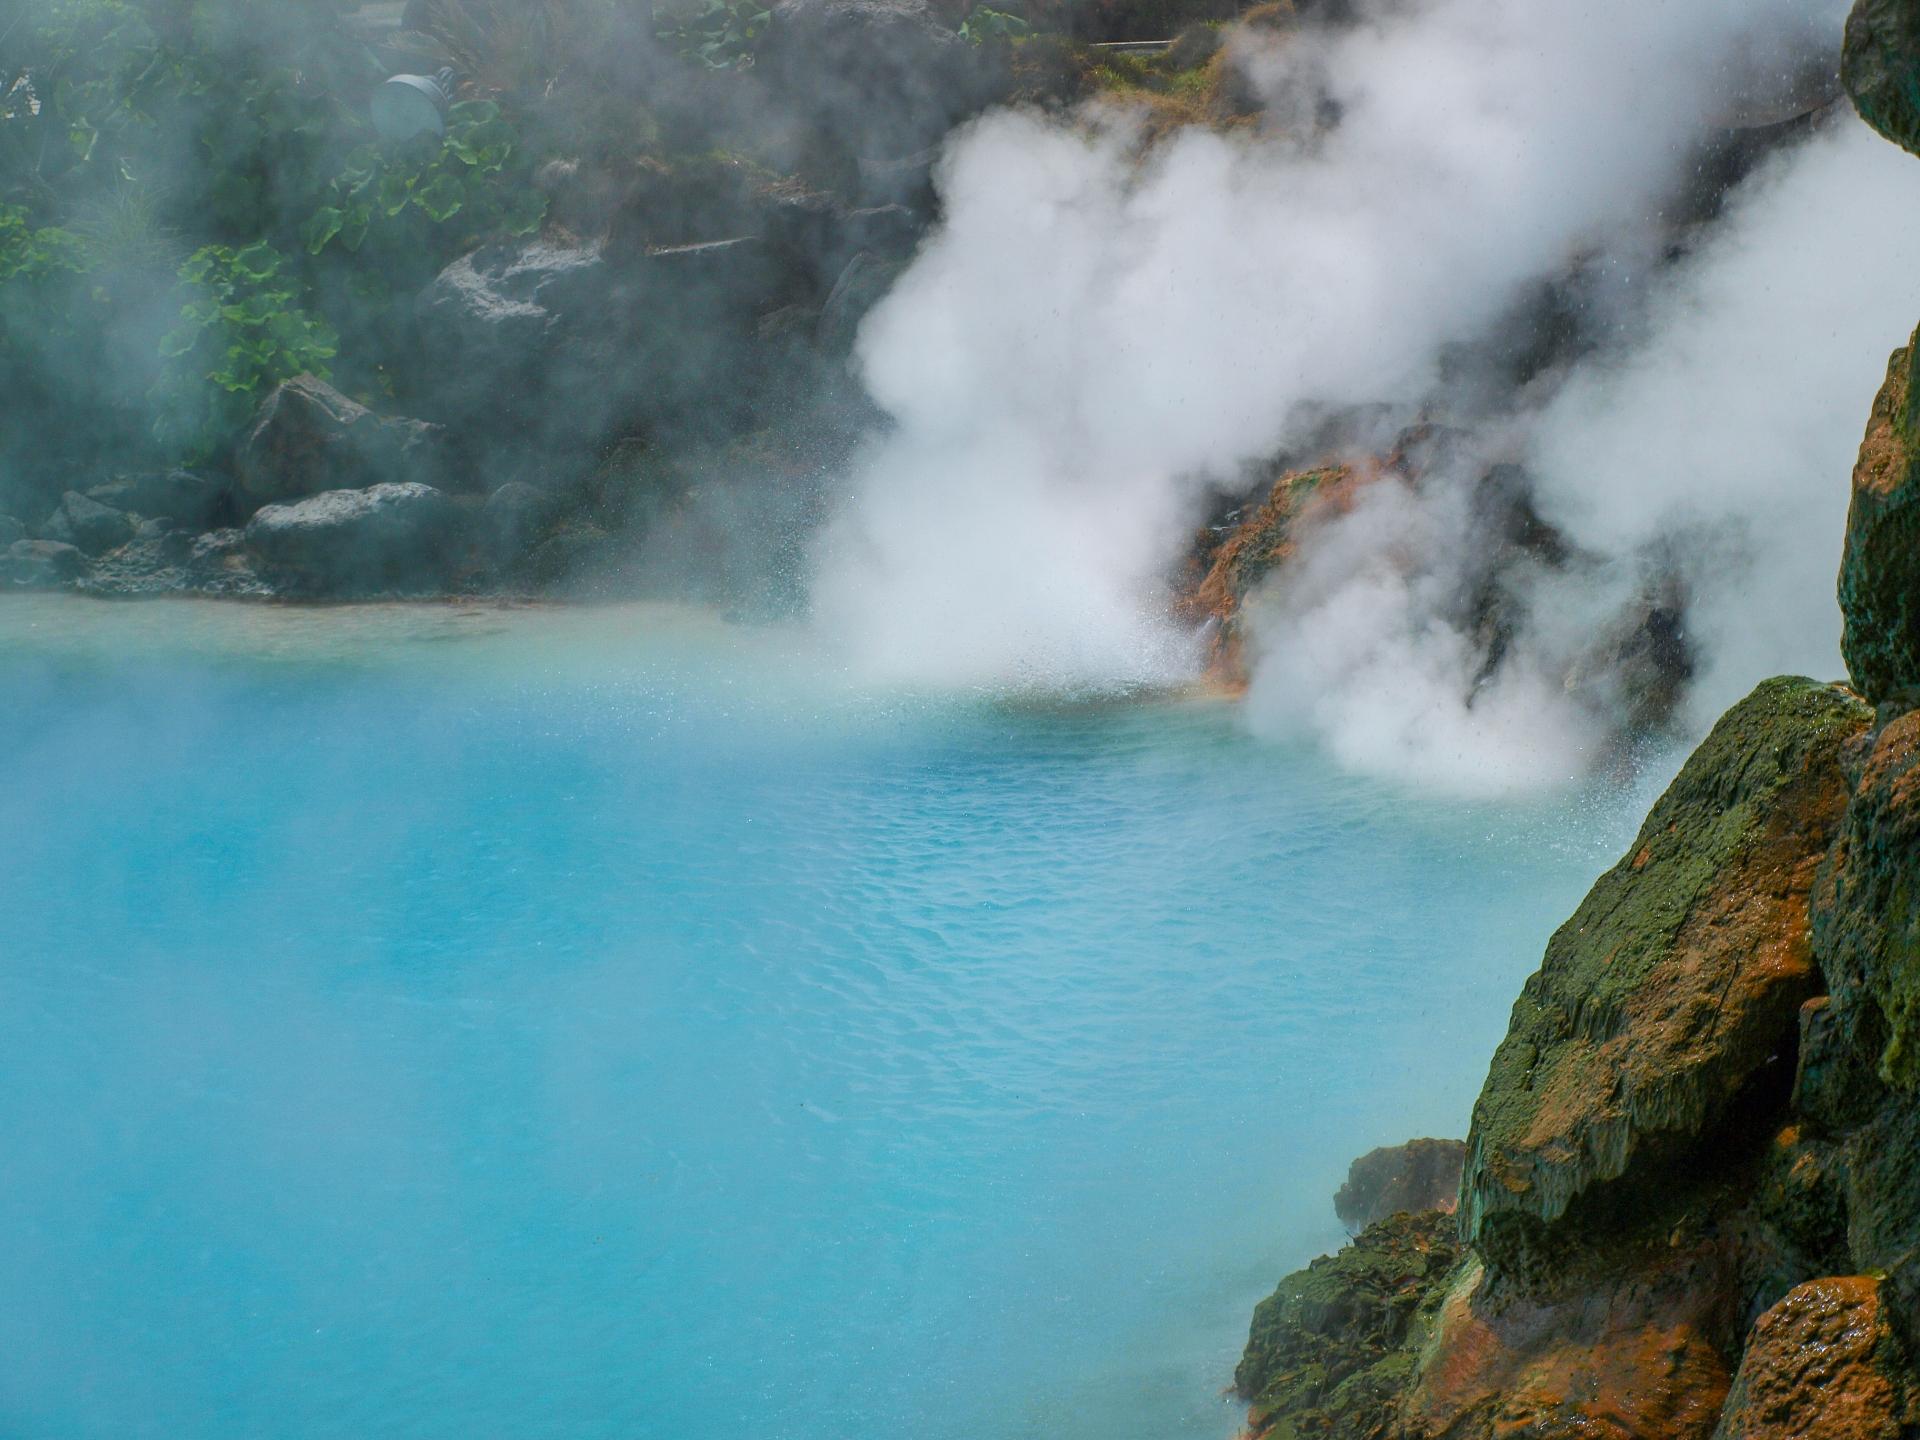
[0,599,1649,1440]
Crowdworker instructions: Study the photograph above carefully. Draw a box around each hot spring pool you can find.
[0,597,1655,1440]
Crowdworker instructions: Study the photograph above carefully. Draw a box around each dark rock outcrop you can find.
[86,470,227,531]
[1,539,86,588]
[243,483,466,597]
[1845,0,1920,158]
[1711,1276,1917,1439]
[1335,1139,1467,1232]
[236,376,453,509]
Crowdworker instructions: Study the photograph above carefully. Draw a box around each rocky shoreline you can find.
[1229,13,1920,1433]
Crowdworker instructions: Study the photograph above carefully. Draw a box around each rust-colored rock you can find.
[1711,1276,1918,1439]
[1406,1245,1741,1440]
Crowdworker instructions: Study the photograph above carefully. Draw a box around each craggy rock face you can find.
[1235,1209,1460,1439]
[1335,1138,1467,1233]
[236,375,453,509]
[1840,335,1920,704]
[1845,0,1920,158]
[1461,678,1872,1277]
[243,482,467,597]
[1710,1276,1918,1440]
[1405,1245,1741,1440]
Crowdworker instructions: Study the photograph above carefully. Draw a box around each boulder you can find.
[40,490,137,555]
[1711,1277,1918,1439]
[243,483,466,597]
[87,469,226,530]
[1840,333,1920,702]
[1461,677,1871,1277]
[1,539,86,588]
[1845,0,1920,157]
[0,515,23,549]
[236,375,454,508]
[1335,1138,1467,1232]
[1235,1209,1460,1440]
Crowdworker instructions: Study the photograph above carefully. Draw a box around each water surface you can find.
[0,597,1650,1440]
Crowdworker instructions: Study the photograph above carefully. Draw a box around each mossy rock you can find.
[1461,678,1871,1277]
[1840,331,1920,705]
[1845,0,1920,159]
[1235,1209,1461,1439]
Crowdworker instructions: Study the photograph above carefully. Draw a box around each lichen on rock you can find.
[1840,332,1920,705]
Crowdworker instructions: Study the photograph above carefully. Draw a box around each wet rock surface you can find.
[236,376,454,509]
[1335,1139,1466,1232]
[243,482,467,597]
[1840,333,1920,704]
[1711,1276,1918,1440]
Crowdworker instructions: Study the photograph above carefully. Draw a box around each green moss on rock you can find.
[1235,1209,1461,1440]
[1462,678,1871,1277]
[1845,0,1920,159]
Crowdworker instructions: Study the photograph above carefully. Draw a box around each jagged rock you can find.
[1792,997,1885,1134]
[1461,678,1871,1277]
[1235,1209,1460,1440]
[1,539,86,588]
[1404,1245,1741,1440]
[1840,333,1920,702]
[1711,1276,1918,1439]
[1335,1139,1467,1232]
[40,490,138,555]
[243,482,466,597]
[236,376,453,508]
[1754,1123,1852,1279]
[87,469,226,530]
[1845,0,1920,158]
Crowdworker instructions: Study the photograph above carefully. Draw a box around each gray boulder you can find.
[0,515,23,549]
[40,491,138,555]
[236,376,455,508]
[2,539,86,588]
[243,483,467,596]
[87,470,227,530]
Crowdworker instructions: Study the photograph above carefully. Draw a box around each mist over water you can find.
[809,0,1911,791]
[0,600,1651,1440]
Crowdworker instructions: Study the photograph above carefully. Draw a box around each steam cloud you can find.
[809,0,1915,790]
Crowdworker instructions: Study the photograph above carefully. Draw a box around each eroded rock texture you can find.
[1840,334,1920,704]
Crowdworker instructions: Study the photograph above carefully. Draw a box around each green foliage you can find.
[0,204,94,350]
[151,242,338,459]
[302,102,546,260]
[654,0,772,69]
[959,7,1033,43]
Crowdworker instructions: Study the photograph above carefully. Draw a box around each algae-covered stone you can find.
[1235,1208,1459,1439]
[1711,1276,1918,1439]
[1840,333,1920,703]
[1845,0,1920,158]
[1462,678,1871,1276]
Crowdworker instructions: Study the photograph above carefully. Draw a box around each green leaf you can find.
[414,173,466,223]
[303,206,345,255]
[231,242,279,281]
[378,170,414,218]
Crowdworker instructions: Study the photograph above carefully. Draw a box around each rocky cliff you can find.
[1233,7,1920,1433]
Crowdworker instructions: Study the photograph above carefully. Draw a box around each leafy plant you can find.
[654,0,772,69]
[302,100,546,259]
[959,6,1033,43]
[151,242,339,459]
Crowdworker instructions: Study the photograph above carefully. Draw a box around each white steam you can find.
[808,0,1913,788]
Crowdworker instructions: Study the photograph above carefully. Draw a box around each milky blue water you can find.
[0,598,1654,1440]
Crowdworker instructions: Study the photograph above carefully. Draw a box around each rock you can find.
[759,0,989,171]
[1845,0,1920,158]
[243,483,466,597]
[1404,1246,1741,1440]
[0,514,23,549]
[40,490,137,555]
[236,375,454,508]
[817,250,909,358]
[481,481,563,570]
[527,524,634,598]
[1,539,86,588]
[1840,334,1920,702]
[1792,997,1885,1134]
[1235,1209,1461,1440]
[1712,1276,1918,1439]
[1461,677,1872,1278]
[87,469,226,530]
[1335,1138,1467,1232]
